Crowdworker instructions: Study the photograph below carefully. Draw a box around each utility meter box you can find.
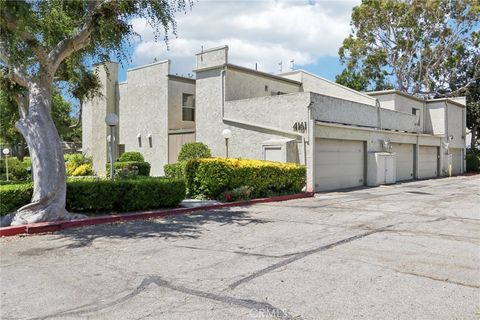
[261,138,299,163]
[367,152,396,186]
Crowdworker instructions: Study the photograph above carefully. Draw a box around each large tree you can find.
[0,0,187,225]
[336,0,480,95]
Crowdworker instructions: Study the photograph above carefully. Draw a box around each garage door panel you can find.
[418,146,438,179]
[315,139,364,191]
[391,143,414,181]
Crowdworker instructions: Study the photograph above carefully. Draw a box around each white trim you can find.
[127,60,170,72]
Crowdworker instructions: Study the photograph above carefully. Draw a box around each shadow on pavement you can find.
[50,209,270,249]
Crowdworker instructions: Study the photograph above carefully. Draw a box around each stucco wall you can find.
[425,101,446,135]
[82,62,118,176]
[281,71,376,106]
[196,46,228,70]
[167,77,196,130]
[225,68,300,101]
[446,102,466,149]
[118,61,169,176]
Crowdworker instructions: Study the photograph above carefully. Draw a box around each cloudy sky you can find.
[118,0,360,82]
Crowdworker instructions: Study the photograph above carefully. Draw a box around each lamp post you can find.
[105,113,119,179]
[221,129,232,158]
[2,148,10,181]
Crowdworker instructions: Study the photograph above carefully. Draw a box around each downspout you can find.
[376,99,382,130]
[220,64,308,164]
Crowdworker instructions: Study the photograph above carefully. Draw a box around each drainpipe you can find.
[376,99,382,130]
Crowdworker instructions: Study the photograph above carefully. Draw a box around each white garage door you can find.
[418,146,438,179]
[450,148,462,175]
[315,139,365,192]
[391,143,414,181]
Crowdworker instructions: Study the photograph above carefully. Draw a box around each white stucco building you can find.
[83,45,467,192]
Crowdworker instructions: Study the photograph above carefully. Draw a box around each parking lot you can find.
[1,175,479,320]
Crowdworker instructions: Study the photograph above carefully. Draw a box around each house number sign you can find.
[293,121,307,132]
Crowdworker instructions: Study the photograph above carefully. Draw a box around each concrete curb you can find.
[0,192,314,237]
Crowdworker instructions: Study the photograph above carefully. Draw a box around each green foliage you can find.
[466,149,480,172]
[65,153,94,176]
[164,161,187,180]
[0,178,185,215]
[0,89,81,153]
[177,142,212,162]
[119,151,145,162]
[185,158,306,199]
[220,186,253,202]
[337,0,479,94]
[65,178,185,213]
[107,161,151,177]
[0,182,32,215]
[0,157,31,181]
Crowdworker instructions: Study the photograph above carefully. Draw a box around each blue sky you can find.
[116,0,360,83]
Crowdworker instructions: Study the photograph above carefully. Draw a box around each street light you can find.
[2,148,10,181]
[222,129,232,158]
[105,113,119,179]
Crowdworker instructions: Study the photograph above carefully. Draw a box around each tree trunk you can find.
[471,124,478,149]
[9,81,71,225]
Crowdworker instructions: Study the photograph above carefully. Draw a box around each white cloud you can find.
[131,0,359,75]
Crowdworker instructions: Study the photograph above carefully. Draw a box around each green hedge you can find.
[119,151,145,162]
[164,161,186,180]
[0,183,32,215]
[466,149,480,172]
[185,158,306,199]
[177,142,211,162]
[106,161,151,176]
[0,178,185,216]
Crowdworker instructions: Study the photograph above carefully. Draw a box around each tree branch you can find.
[70,99,83,128]
[0,40,30,88]
[48,1,107,73]
[13,92,28,119]
[2,11,50,67]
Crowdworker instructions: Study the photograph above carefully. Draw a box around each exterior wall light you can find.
[105,112,119,180]
[147,133,152,148]
[222,129,232,158]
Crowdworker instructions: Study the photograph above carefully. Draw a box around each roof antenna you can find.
[200,45,204,62]
[255,63,258,70]
[278,61,282,73]
[290,59,295,71]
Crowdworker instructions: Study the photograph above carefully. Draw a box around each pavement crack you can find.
[34,276,298,320]
[228,226,393,290]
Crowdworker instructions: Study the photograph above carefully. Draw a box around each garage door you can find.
[315,139,365,191]
[450,148,462,175]
[391,143,414,181]
[418,146,438,179]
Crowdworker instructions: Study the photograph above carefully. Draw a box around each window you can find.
[182,93,195,121]
[412,108,420,125]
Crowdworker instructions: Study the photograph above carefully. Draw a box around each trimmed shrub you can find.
[0,183,33,215]
[119,151,144,162]
[466,149,480,172]
[66,178,185,212]
[164,161,187,180]
[185,158,306,199]
[0,178,185,215]
[65,153,94,176]
[107,161,151,176]
[177,142,211,162]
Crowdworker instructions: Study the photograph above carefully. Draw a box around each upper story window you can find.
[182,93,195,122]
[412,108,420,125]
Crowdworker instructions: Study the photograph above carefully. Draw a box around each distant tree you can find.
[0,88,80,160]
[336,0,479,95]
[0,0,189,225]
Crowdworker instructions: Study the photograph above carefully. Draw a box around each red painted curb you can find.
[0,192,314,237]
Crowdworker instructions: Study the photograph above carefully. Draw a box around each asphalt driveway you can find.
[1,175,479,320]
